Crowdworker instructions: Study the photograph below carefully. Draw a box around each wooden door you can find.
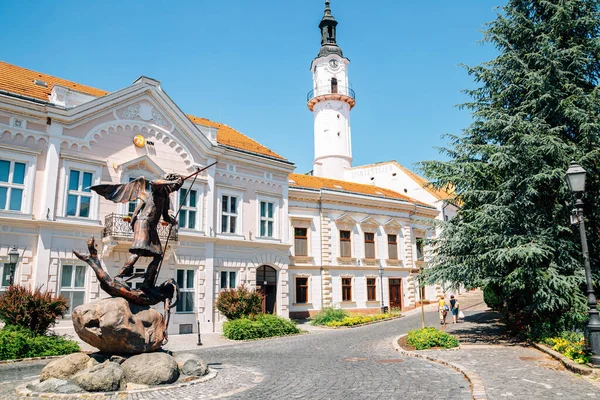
[256,265,277,314]
[389,278,403,309]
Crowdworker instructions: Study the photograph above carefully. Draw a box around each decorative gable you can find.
[117,155,165,177]
[383,218,402,234]
[334,213,357,230]
[359,216,380,231]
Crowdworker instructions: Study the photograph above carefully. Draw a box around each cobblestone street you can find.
[2,291,600,399]
[1,305,469,399]
[424,292,600,400]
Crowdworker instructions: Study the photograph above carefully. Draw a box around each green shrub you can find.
[310,307,349,326]
[326,314,391,327]
[0,325,80,360]
[544,331,591,364]
[216,285,263,320]
[483,283,503,310]
[406,327,459,350]
[223,314,300,340]
[0,285,68,335]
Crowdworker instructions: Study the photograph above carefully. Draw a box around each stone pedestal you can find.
[72,297,165,354]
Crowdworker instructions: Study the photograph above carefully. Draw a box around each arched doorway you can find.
[256,265,277,314]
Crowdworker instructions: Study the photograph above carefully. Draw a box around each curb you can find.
[531,342,600,377]
[0,354,66,365]
[392,334,487,400]
[15,368,218,398]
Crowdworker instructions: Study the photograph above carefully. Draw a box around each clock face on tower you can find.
[329,59,339,69]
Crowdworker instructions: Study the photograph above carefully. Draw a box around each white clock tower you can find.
[307,0,356,180]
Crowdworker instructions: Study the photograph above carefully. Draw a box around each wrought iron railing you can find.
[103,213,178,242]
[307,86,356,102]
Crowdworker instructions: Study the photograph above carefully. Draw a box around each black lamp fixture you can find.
[7,245,19,286]
[565,161,600,366]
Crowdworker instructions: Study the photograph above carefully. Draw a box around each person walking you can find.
[450,294,460,324]
[438,295,448,325]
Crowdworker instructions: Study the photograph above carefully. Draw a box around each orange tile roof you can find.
[288,173,432,207]
[0,61,109,100]
[0,61,285,160]
[186,115,284,160]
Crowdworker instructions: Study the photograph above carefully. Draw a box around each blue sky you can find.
[0,0,502,175]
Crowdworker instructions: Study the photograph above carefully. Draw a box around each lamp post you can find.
[565,161,600,366]
[7,245,19,286]
[379,263,386,314]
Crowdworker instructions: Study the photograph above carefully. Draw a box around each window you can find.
[60,265,86,314]
[294,228,308,256]
[0,263,12,289]
[0,159,26,212]
[179,188,198,229]
[127,178,151,216]
[131,268,145,290]
[221,195,238,234]
[296,277,308,304]
[340,230,351,258]
[220,271,237,290]
[176,269,195,313]
[66,169,93,218]
[342,277,352,301]
[364,232,375,259]
[388,234,398,260]
[259,201,274,237]
[367,278,376,301]
[416,237,425,261]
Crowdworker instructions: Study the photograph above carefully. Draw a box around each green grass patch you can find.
[406,327,459,350]
[223,314,300,340]
[0,325,80,361]
[543,331,591,364]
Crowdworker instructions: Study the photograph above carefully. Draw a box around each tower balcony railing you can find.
[307,86,356,102]
[102,213,178,242]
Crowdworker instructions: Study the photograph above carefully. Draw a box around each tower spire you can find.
[318,0,343,57]
[324,1,332,18]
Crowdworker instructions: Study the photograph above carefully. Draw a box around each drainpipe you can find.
[319,189,324,310]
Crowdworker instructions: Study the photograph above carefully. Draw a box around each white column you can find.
[39,133,62,219]
[202,158,217,332]
[33,227,54,291]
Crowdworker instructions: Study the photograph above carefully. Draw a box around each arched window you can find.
[331,78,338,94]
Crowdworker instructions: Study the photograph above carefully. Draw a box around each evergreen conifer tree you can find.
[421,0,600,337]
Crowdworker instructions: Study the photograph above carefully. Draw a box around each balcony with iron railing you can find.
[307,85,356,111]
[102,213,178,242]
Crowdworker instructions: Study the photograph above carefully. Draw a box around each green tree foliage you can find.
[0,285,68,335]
[421,0,600,338]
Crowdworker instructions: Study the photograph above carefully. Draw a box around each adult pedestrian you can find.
[450,295,460,324]
[438,295,447,325]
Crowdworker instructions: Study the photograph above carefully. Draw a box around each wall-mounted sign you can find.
[133,135,146,148]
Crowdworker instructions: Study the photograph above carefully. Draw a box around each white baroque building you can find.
[0,62,294,334]
[0,1,452,332]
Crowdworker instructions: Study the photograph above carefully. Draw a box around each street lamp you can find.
[7,245,19,286]
[565,161,600,366]
[379,262,386,314]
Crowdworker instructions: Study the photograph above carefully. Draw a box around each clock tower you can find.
[307,0,355,180]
